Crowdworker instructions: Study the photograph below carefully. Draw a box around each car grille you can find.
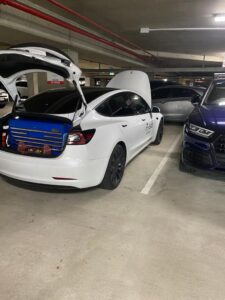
[214,135,225,154]
[183,148,212,167]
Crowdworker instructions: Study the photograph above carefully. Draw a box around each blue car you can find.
[180,79,225,171]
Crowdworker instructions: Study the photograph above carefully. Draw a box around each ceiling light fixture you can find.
[140,27,225,33]
[140,27,150,34]
[214,14,225,22]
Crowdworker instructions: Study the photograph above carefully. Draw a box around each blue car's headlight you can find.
[186,123,214,138]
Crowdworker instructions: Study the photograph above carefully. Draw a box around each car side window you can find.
[152,88,170,99]
[170,88,193,98]
[96,92,133,117]
[95,100,112,116]
[108,93,135,116]
[127,92,150,115]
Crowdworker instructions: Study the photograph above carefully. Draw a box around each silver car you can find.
[152,85,205,122]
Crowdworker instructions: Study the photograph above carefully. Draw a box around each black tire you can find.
[100,144,126,190]
[179,154,195,173]
[152,120,163,145]
[0,103,6,109]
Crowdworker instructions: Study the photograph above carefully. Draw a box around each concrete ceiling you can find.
[31,1,225,57]
[1,0,225,70]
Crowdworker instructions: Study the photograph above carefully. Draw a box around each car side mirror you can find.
[191,94,201,106]
[152,106,160,113]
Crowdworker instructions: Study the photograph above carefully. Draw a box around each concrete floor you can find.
[0,104,225,300]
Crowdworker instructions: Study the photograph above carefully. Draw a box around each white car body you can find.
[0,44,163,189]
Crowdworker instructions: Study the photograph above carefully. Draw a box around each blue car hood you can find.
[190,105,225,133]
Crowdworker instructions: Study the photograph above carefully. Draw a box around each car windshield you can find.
[204,80,225,106]
[20,87,115,114]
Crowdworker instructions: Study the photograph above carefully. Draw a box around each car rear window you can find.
[23,88,114,114]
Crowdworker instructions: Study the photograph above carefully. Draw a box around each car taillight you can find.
[67,129,95,145]
[1,126,9,147]
[1,132,7,147]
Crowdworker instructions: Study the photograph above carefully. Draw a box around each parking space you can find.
[1,1,225,298]
[0,118,225,299]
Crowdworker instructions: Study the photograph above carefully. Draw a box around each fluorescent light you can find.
[163,78,168,82]
[140,27,150,34]
[140,27,225,32]
[214,14,225,22]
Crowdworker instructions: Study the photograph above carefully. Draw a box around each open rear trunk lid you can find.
[0,43,87,108]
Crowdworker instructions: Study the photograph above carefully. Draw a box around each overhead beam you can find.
[139,51,223,63]
[82,67,225,74]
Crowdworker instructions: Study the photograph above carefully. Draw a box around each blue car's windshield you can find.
[204,80,225,106]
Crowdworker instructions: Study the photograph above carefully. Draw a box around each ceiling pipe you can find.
[0,18,147,67]
[47,0,155,59]
[0,0,146,62]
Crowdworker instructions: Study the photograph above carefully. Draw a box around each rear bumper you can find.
[0,147,109,188]
[182,133,225,171]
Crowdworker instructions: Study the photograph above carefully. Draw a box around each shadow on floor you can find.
[2,176,96,194]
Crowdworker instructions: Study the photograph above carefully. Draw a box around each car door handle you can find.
[142,118,146,121]
[122,124,127,127]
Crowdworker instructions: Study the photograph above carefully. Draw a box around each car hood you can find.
[0,43,87,107]
[190,105,225,132]
[107,70,152,107]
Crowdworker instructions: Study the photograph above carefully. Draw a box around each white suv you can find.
[0,88,9,108]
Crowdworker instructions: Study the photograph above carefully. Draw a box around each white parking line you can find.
[141,133,182,195]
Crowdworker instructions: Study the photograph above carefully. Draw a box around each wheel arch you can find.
[117,141,127,159]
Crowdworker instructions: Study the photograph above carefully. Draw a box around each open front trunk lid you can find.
[107,70,152,107]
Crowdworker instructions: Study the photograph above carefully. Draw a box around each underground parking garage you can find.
[1,0,225,299]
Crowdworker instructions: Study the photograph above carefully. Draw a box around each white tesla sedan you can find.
[0,44,163,189]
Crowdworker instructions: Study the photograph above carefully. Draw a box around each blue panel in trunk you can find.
[8,117,72,157]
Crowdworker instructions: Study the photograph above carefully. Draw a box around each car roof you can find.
[153,85,199,90]
[150,80,178,89]
[39,87,117,94]
[214,79,225,83]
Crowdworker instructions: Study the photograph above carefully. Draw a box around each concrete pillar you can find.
[63,49,79,65]
[26,48,79,96]
[27,73,39,97]
[38,72,71,92]
[38,72,49,93]
[85,77,91,87]
[90,77,96,87]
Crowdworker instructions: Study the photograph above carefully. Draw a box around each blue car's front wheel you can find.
[179,153,196,173]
